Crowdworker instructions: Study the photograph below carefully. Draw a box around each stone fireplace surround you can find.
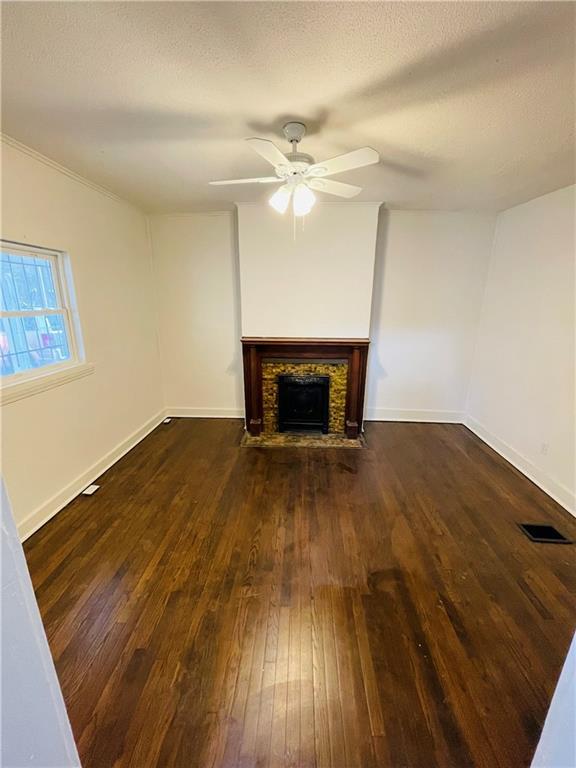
[263,360,347,433]
[241,338,370,439]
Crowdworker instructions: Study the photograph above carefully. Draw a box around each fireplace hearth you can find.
[278,374,329,433]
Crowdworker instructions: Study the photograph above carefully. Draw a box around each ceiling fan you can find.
[209,122,379,216]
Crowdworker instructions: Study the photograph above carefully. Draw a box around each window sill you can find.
[0,362,95,406]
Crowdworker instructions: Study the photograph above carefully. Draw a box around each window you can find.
[1,241,89,397]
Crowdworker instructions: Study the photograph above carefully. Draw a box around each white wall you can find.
[4,136,573,535]
[150,207,498,428]
[149,212,244,416]
[237,203,380,338]
[365,210,496,422]
[531,631,576,768]
[2,480,80,767]
[467,185,575,512]
[1,139,164,538]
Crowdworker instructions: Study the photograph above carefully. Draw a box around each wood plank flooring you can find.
[24,420,576,768]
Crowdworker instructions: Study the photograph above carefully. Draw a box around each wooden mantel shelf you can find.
[241,337,370,439]
[241,337,370,345]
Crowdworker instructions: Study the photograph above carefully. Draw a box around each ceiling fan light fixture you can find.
[293,183,316,216]
[210,124,380,213]
[269,185,292,214]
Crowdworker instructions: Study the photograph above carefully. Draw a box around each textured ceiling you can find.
[2,1,575,213]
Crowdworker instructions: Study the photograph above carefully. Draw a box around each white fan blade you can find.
[308,147,379,177]
[308,178,362,198]
[246,138,288,167]
[209,176,282,185]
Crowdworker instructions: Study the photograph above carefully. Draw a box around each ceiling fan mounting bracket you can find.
[282,121,306,146]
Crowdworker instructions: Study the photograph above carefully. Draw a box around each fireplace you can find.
[241,338,369,439]
[278,374,329,433]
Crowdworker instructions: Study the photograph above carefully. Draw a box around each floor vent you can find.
[81,484,100,496]
[518,523,572,544]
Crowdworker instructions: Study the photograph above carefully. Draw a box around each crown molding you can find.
[234,201,383,208]
[148,210,234,220]
[1,133,139,210]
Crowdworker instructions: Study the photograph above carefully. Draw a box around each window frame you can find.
[0,240,93,403]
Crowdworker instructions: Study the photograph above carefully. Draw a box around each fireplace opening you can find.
[278,374,330,433]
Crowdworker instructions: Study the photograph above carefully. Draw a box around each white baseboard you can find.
[464,416,576,517]
[18,410,167,541]
[18,406,573,541]
[166,407,244,419]
[365,408,464,423]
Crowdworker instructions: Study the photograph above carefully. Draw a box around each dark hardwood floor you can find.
[24,420,575,768]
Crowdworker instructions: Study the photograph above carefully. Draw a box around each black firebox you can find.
[278,375,330,433]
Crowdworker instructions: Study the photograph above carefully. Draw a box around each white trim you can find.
[1,361,95,405]
[464,415,576,517]
[2,309,64,318]
[18,410,166,541]
[365,407,464,423]
[365,408,574,513]
[16,405,574,540]
[234,201,383,208]
[149,211,234,219]
[166,406,244,419]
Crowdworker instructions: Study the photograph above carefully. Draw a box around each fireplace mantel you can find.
[241,337,370,439]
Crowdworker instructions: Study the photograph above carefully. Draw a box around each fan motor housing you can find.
[285,152,314,167]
